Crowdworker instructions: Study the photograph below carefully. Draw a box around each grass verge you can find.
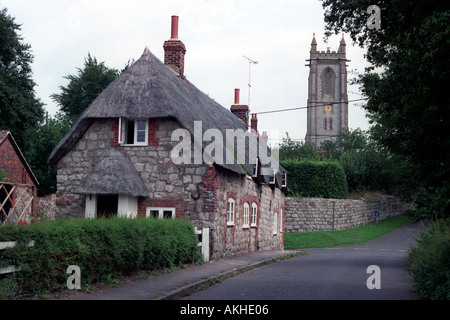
[284,215,412,249]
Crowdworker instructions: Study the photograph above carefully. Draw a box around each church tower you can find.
[305,34,349,147]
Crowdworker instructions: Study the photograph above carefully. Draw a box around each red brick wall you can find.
[111,119,120,147]
[202,166,219,214]
[148,119,159,147]
[0,137,34,186]
[147,198,187,218]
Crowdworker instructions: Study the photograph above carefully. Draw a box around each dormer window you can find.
[120,118,148,146]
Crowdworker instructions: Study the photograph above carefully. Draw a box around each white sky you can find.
[2,0,371,146]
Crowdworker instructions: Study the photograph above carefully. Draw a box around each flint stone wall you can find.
[285,195,411,233]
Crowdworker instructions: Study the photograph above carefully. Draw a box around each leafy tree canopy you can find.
[276,133,317,161]
[321,0,450,190]
[0,7,44,154]
[321,0,450,218]
[51,54,128,122]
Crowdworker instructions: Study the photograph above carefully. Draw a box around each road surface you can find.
[184,221,423,300]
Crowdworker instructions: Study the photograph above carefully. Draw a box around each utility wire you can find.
[255,98,368,115]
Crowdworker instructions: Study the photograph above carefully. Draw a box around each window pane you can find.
[150,210,159,218]
[273,212,278,234]
[137,120,146,131]
[227,199,235,224]
[251,203,258,226]
[163,210,173,219]
[136,130,146,142]
[136,120,146,143]
[243,203,249,226]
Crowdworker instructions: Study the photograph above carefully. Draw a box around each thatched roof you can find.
[74,147,148,197]
[48,47,285,188]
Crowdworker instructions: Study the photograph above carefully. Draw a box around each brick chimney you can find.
[261,131,268,145]
[163,16,186,77]
[250,113,258,136]
[230,89,250,129]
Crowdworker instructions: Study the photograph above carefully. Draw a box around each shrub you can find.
[407,218,450,300]
[281,160,348,199]
[0,169,10,182]
[0,217,202,296]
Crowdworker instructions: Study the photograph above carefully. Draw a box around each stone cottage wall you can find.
[121,118,208,220]
[56,119,115,217]
[55,118,208,218]
[55,117,285,258]
[205,166,285,259]
[284,195,411,233]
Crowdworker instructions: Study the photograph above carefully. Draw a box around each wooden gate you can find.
[0,181,37,225]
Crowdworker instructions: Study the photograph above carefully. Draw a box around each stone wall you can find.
[285,195,411,233]
[55,118,207,218]
[208,167,285,258]
[36,194,57,220]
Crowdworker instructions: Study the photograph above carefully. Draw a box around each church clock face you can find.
[324,104,332,113]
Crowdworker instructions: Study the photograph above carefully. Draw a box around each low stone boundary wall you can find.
[36,194,57,220]
[285,194,411,233]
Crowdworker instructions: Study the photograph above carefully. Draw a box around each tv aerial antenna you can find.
[243,55,258,107]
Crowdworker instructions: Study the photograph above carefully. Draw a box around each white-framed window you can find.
[282,173,287,188]
[227,198,235,226]
[121,118,148,146]
[251,202,258,227]
[269,168,276,184]
[243,202,250,228]
[273,212,278,235]
[146,207,175,219]
[280,208,283,234]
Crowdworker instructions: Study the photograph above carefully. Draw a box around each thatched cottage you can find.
[48,16,286,258]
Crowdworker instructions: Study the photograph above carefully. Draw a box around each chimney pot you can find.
[171,15,179,39]
[234,89,240,105]
[250,113,258,133]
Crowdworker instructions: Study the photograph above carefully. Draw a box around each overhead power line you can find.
[256,98,368,115]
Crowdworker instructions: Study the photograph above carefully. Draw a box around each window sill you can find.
[121,143,148,147]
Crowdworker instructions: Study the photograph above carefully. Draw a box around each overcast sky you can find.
[2,0,371,146]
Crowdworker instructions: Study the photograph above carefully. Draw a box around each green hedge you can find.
[281,160,348,199]
[0,217,202,296]
[407,218,450,300]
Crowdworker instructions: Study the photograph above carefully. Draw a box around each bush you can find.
[0,217,202,296]
[281,160,348,199]
[338,150,370,193]
[407,218,450,300]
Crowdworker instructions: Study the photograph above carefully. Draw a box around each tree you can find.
[51,54,123,122]
[320,128,368,159]
[0,7,44,156]
[321,0,450,218]
[30,112,72,196]
[276,133,318,161]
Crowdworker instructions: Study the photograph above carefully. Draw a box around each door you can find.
[97,195,118,218]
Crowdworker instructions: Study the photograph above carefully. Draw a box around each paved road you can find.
[184,221,424,300]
